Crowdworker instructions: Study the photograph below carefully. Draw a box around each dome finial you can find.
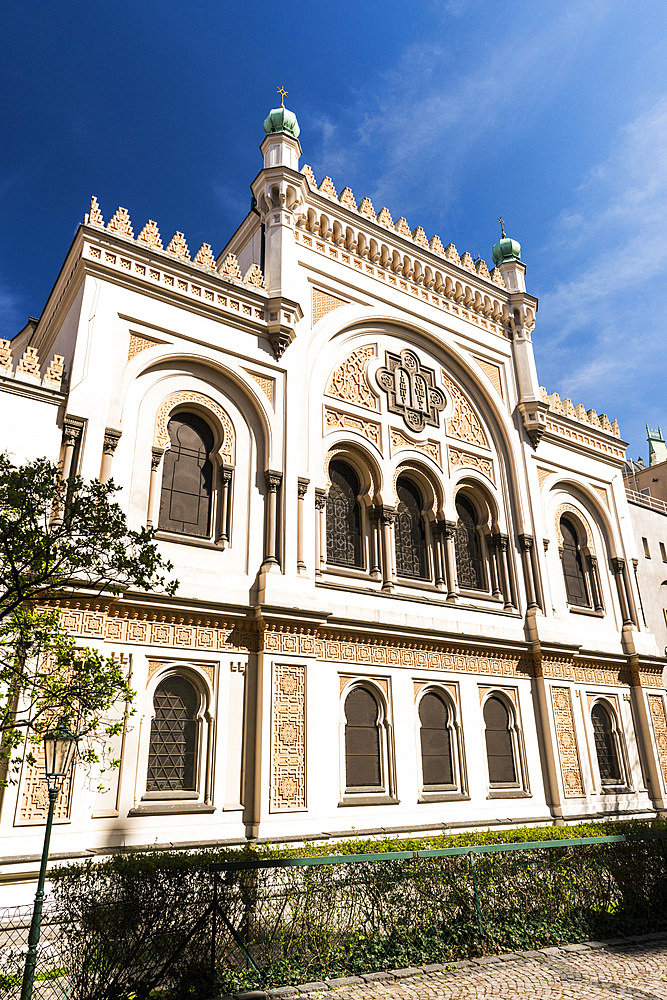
[263,91,300,139]
[277,86,287,109]
[498,216,506,239]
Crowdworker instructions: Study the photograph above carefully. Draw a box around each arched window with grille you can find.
[344,687,382,790]
[454,495,485,591]
[419,691,454,789]
[591,702,624,786]
[159,412,214,537]
[395,476,428,579]
[560,517,590,608]
[326,460,363,568]
[483,695,518,787]
[146,675,200,793]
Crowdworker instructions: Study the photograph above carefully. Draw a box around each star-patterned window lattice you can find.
[146,675,199,792]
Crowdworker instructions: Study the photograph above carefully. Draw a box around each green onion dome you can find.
[492,234,521,265]
[263,106,300,139]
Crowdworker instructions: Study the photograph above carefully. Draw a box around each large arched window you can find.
[146,675,199,792]
[483,695,517,787]
[454,495,485,591]
[591,702,623,786]
[395,476,428,579]
[327,460,363,568]
[419,691,454,788]
[560,517,590,608]
[159,412,214,537]
[344,687,382,789]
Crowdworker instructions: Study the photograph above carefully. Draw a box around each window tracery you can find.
[146,675,199,793]
[394,476,428,579]
[326,460,364,568]
[454,495,485,591]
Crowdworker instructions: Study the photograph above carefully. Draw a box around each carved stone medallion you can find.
[376,349,446,433]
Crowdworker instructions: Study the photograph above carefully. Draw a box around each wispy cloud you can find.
[535,95,667,449]
[309,2,611,221]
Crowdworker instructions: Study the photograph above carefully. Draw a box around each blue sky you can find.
[2,0,665,461]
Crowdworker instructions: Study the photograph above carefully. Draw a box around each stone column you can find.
[518,533,538,610]
[612,557,634,626]
[314,488,327,575]
[263,471,282,568]
[369,505,382,580]
[146,447,164,527]
[493,533,514,610]
[60,417,84,481]
[586,554,604,612]
[297,478,309,572]
[443,520,458,601]
[99,428,122,483]
[432,521,445,590]
[218,466,234,546]
[380,507,397,592]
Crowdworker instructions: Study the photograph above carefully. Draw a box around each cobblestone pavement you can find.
[231,935,667,1000]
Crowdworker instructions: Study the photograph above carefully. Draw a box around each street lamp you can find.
[20,723,77,1000]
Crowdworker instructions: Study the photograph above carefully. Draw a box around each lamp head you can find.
[43,723,78,783]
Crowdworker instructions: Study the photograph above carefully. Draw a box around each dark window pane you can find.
[484,696,516,785]
[561,518,590,607]
[592,704,622,784]
[159,413,214,537]
[419,693,453,787]
[147,676,199,792]
[326,461,363,568]
[395,477,428,579]
[345,687,381,787]
[454,496,485,590]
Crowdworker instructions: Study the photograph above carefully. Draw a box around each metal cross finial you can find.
[277,86,288,108]
[498,216,506,238]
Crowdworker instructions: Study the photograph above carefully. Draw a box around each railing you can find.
[625,487,667,514]
[2,832,666,999]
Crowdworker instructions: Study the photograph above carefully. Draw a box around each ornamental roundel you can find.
[376,349,446,433]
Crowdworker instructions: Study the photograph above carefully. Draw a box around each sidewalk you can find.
[225,934,667,1000]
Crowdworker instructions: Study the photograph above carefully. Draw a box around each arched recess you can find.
[339,678,396,800]
[546,484,623,620]
[415,686,466,796]
[590,697,628,790]
[320,441,382,576]
[142,663,215,806]
[390,459,444,585]
[450,475,515,607]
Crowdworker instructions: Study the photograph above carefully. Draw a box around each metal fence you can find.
[2,832,666,1000]
[0,904,71,999]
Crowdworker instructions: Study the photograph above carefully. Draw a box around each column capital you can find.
[314,487,328,510]
[63,415,85,447]
[612,556,625,574]
[264,469,283,492]
[102,427,122,455]
[220,464,234,486]
[518,533,534,551]
[150,446,164,470]
[380,506,397,526]
[297,477,310,498]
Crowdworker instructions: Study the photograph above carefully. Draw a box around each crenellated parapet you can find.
[85,197,266,292]
[0,339,66,391]
[540,388,621,438]
[301,165,505,287]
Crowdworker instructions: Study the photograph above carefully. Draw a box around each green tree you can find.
[0,454,177,778]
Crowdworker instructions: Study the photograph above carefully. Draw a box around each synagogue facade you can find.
[1,102,667,901]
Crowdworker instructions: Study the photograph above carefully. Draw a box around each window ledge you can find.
[128,802,216,816]
[487,789,531,799]
[600,785,633,795]
[418,792,470,804]
[338,795,400,807]
[155,530,225,551]
[568,605,604,617]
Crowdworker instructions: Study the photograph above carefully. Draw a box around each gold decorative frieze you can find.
[449,447,494,482]
[536,466,552,488]
[389,428,441,466]
[263,628,530,677]
[271,663,306,812]
[442,373,489,448]
[312,287,348,325]
[128,332,166,361]
[545,419,626,462]
[551,686,584,796]
[648,695,667,787]
[324,406,381,448]
[543,656,631,687]
[18,752,73,824]
[154,390,235,463]
[325,345,380,411]
[244,369,275,405]
[475,358,503,399]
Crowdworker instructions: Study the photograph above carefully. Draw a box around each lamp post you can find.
[20,724,77,1000]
